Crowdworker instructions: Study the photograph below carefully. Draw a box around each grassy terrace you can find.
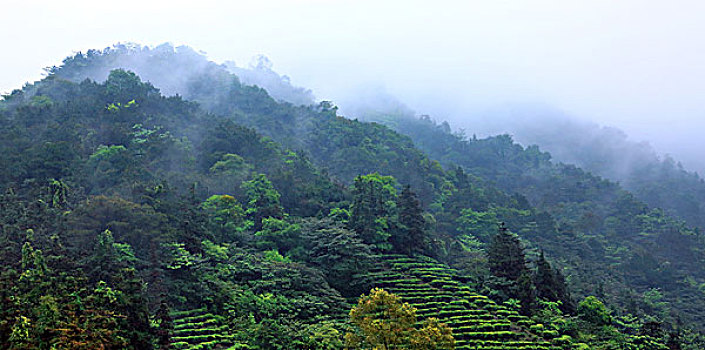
[168,255,563,349]
[170,308,244,350]
[367,254,563,350]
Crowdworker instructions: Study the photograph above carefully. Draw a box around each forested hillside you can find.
[460,107,705,232]
[0,44,703,348]
[370,112,705,332]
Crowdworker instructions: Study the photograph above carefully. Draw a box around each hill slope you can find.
[366,112,705,331]
[0,45,701,348]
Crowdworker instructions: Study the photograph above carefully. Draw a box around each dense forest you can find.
[0,44,703,349]
[434,106,705,233]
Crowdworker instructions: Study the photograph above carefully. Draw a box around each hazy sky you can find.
[3,0,705,169]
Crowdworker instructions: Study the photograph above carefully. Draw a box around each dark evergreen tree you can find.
[392,185,426,255]
[534,250,559,302]
[89,229,119,284]
[154,296,173,350]
[113,267,152,349]
[487,223,527,281]
[666,331,683,350]
[516,270,536,315]
[553,268,575,313]
[0,189,24,267]
[487,223,539,314]
[534,250,575,314]
[176,193,212,255]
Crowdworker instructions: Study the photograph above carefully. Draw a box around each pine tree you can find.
[488,223,537,314]
[113,267,152,348]
[534,250,558,302]
[534,250,574,313]
[553,266,575,313]
[154,296,173,350]
[90,229,118,284]
[393,185,426,255]
[516,270,536,315]
[487,223,527,281]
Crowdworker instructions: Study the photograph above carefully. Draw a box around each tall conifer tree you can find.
[393,185,426,255]
[487,223,527,281]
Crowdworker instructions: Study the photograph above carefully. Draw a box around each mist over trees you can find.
[346,91,705,236]
[470,105,705,230]
[2,43,705,349]
[45,43,315,106]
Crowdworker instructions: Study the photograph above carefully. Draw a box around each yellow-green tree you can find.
[345,288,454,350]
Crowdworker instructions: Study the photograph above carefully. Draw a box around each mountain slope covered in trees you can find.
[0,44,703,348]
[365,111,705,334]
[460,106,705,232]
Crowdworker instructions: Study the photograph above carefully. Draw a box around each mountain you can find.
[466,105,705,232]
[348,95,705,240]
[0,43,703,348]
[363,110,705,331]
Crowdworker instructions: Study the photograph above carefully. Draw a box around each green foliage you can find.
[456,209,498,242]
[243,173,283,231]
[379,114,705,335]
[262,249,291,263]
[201,194,252,242]
[209,153,253,180]
[487,225,527,282]
[49,178,69,209]
[107,99,138,112]
[29,95,54,108]
[153,298,173,349]
[105,69,158,101]
[393,185,428,255]
[534,251,574,313]
[345,288,455,350]
[349,173,398,251]
[577,296,612,328]
[255,217,300,254]
[162,242,202,270]
[0,45,701,349]
[65,195,167,261]
[8,316,33,349]
[87,145,133,192]
[201,240,229,262]
[300,218,375,297]
[89,144,128,162]
[88,229,138,283]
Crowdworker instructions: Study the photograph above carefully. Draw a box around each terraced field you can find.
[170,308,245,350]
[168,256,565,349]
[365,254,565,350]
